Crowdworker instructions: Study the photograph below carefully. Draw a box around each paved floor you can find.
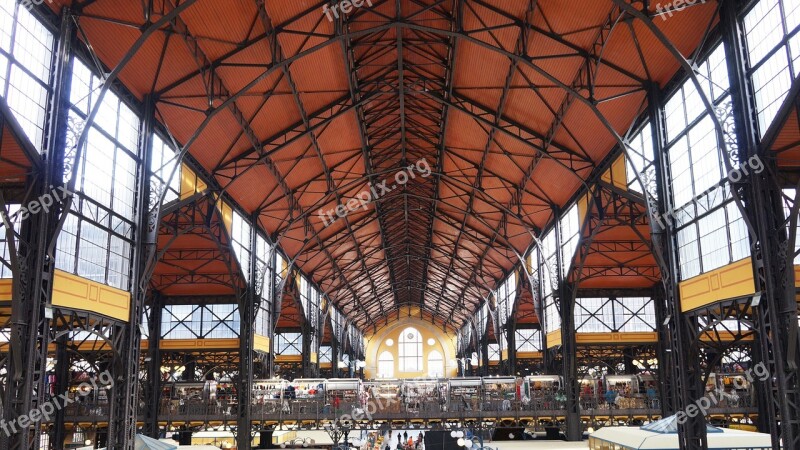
[492,441,588,449]
[291,430,590,450]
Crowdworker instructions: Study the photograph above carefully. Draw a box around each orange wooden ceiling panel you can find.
[60,0,713,326]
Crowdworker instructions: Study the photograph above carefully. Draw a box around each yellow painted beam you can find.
[575,332,658,344]
[254,334,271,353]
[180,163,207,199]
[603,154,628,189]
[275,354,302,363]
[516,351,542,359]
[679,258,755,312]
[546,329,562,349]
[795,265,800,289]
[0,278,11,301]
[52,270,131,322]
[160,338,239,351]
[699,331,754,342]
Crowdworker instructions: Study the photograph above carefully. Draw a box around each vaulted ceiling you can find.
[51,0,717,331]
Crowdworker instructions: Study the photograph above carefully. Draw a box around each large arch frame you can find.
[2,1,798,449]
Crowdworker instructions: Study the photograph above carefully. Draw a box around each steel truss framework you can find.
[0,1,798,449]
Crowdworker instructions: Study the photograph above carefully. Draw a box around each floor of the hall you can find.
[289,430,588,450]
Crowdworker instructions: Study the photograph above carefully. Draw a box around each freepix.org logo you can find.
[0,185,74,225]
[322,0,374,22]
[655,0,707,21]
[0,371,113,437]
[318,159,432,227]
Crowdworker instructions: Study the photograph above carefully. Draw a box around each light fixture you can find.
[427,338,435,346]
[450,431,457,438]
[85,440,92,446]
[44,306,53,319]
[751,292,762,307]
[457,438,465,447]
[587,427,595,434]
[386,338,394,346]
[465,438,473,447]
[508,433,514,439]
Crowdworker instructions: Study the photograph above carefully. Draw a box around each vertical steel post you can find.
[237,217,257,450]
[721,1,800,446]
[143,295,163,438]
[109,94,155,449]
[647,84,707,450]
[2,6,73,450]
[51,334,69,450]
[554,214,581,441]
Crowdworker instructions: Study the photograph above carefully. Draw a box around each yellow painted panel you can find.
[578,193,589,230]
[611,155,627,189]
[310,352,318,364]
[576,332,658,344]
[546,329,562,349]
[501,349,509,360]
[320,362,332,369]
[700,331,754,342]
[215,198,233,234]
[179,163,207,199]
[276,354,302,363]
[516,351,542,359]
[679,258,755,312]
[795,265,800,289]
[160,338,239,350]
[254,334,271,353]
[0,278,11,301]
[601,155,627,189]
[52,270,130,322]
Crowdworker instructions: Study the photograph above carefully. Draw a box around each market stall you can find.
[482,376,517,411]
[448,377,482,412]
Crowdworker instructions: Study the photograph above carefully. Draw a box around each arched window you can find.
[378,351,394,378]
[428,350,444,377]
[398,327,423,372]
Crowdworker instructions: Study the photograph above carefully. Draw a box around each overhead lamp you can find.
[385,339,394,346]
[751,292,762,307]
[457,438,465,447]
[427,338,436,346]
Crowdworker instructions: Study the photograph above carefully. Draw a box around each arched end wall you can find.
[364,319,458,379]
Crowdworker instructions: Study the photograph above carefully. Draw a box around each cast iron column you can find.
[237,216,257,450]
[2,6,73,450]
[721,1,800,446]
[648,83,707,450]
